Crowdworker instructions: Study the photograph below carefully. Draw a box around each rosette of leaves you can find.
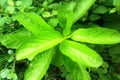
[1,0,120,80]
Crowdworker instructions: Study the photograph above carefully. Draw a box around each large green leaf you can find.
[71,26,120,44]
[59,40,103,67]
[16,31,64,60]
[24,48,55,80]
[1,28,32,49]
[15,12,54,34]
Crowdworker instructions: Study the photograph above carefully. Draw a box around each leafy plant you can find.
[1,0,120,80]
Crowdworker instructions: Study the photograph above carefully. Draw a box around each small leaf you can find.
[0,0,7,7]
[57,1,76,29]
[89,14,101,21]
[8,50,14,54]
[15,12,54,34]
[48,18,58,27]
[64,58,91,80]
[0,17,7,26]
[109,8,116,13]
[92,5,107,14]
[21,0,32,8]
[71,25,120,44]
[73,0,95,23]
[63,10,74,36]
[5,6,15,14]
[15,1,22,6]
[8,56,14,62]
[7,0,14,6]
[24,48,55,80]
[59,40,103,67]
[72,65,91,80]
[0,68,10,78]
[16,31,64,60]
[42,11,51,18]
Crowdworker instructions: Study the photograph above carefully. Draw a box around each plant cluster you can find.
[0,0,120,80]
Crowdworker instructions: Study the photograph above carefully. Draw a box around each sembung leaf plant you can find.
[1,0,120,80]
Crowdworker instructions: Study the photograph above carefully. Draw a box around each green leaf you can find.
[72,65,91,80]
[59,40,103,67]
[1,28,32,49]
[92,5,107,14]
[57,1,76,29]
[0,17,7,26]
[73,0,95,23]
[21,0,32,8]
[24,48,55,80]
[103,0,113,6]
[15,1,22,6]
[63,10,74,36]
[16,31,64,60]
[63,57,76,72]
[0,68,10,78]
[113,0,120,6]
[89,14,101,21]
[63,2,76,36]
[63,58,91,80]
[0,0,7,7]
[57,9,66,29]
[57,0,94,36]
[57,0,95,30]
[15,12,54,34]
[109,8,116,13]
[52,48,64,66]
[48,18,58,27]
[5,6,15,14]
[71,25,120,44]
[42,11,51,18]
